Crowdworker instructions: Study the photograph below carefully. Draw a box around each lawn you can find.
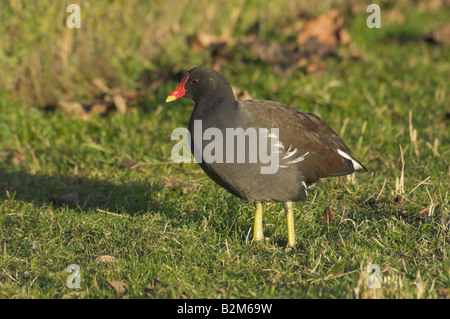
[0,1,448,299]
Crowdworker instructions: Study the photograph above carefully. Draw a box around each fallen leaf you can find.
[338,28,352,45]
[88,102,110,115]
[92,78,110,93]
[57,101,88,119]
[297,8,351,46]
[416,208,429,220]
[113,94,127,114]
[322,206,335,224]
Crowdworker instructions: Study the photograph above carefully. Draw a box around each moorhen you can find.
[166,67,367,248]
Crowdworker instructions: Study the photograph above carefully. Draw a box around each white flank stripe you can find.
[274,141,285,149]
[301,181,308,196]
[288,151,309,164]
[283,146,297,159]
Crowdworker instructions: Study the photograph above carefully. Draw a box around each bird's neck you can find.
[194,88,238,115]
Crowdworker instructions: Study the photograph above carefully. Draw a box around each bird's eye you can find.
[191,79,198,84]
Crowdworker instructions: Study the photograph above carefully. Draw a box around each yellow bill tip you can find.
[165,95,176,103]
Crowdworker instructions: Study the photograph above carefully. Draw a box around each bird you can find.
[166,66,367,249]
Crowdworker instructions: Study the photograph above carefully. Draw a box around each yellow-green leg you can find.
[284,202,296,249]
[253,201,264,242]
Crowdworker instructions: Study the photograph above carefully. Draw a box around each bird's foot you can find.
[285,244,296,252]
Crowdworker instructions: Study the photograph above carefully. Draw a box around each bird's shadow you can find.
[0,167,184,219]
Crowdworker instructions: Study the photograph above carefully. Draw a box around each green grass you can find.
[0,2,449,298]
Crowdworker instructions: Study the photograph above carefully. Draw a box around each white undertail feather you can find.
[337,149,364,171]
[301,181,308,196]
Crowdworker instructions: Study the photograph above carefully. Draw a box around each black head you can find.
[166,67,236,105]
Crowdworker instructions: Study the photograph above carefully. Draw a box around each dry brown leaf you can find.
[58,85,138,120]
[417,208,430,220]
[322,206,335,224]
[297,8,351,46]
[90,103,110,115]
[113,94,127,114]
[57,101,88,119]
[338,28,352,45]
[118,88,139,101]
[108,280,127,293]
[92,78,110,93]
[49,192,80,206]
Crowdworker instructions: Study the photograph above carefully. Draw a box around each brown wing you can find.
[238,99,366,185]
